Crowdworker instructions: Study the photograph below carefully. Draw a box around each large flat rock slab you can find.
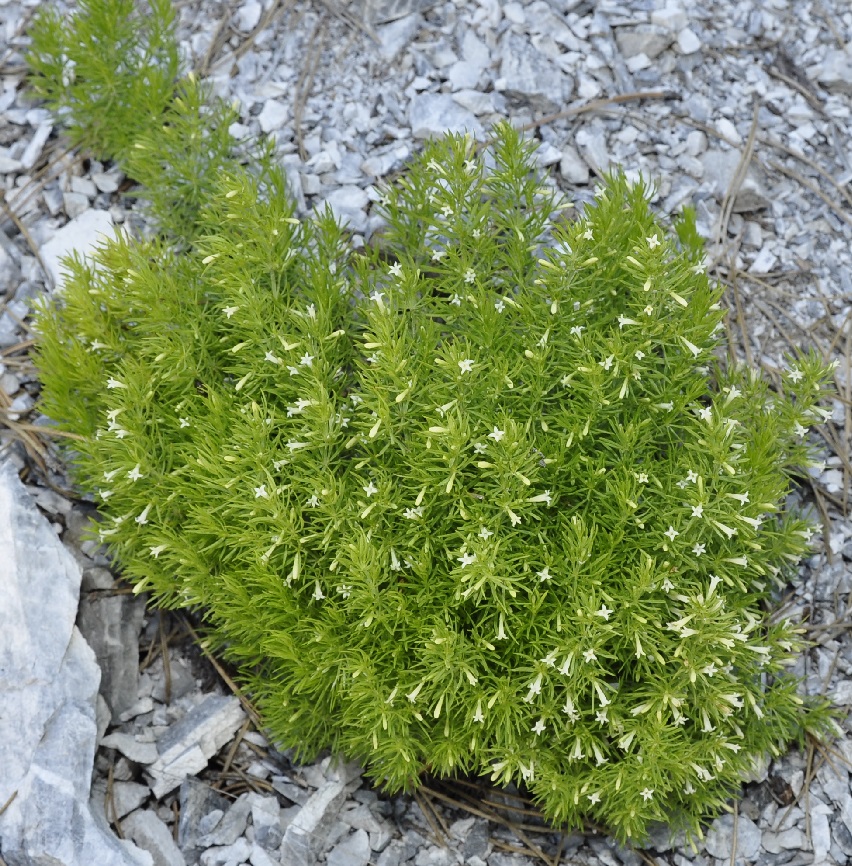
[0,459,152,866]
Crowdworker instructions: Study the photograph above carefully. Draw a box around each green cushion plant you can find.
[29,0,838,847]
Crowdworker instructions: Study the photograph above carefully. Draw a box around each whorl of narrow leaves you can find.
[35,122,838,844]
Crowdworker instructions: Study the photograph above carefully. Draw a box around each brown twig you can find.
[292,17,327,162]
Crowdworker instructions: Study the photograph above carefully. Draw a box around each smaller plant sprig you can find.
[27,0,180,164]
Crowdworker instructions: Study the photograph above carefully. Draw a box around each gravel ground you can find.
[2,0,852,864]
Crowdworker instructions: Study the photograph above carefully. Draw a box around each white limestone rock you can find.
[409,93,483,141]
[675,27,702,55]
[147,695,246,798]
[123,810,187,866]
[77,590,147,721]
[703,813,761,860]
[257,99,289,134]
[700,149,770,212]
[0,460,152,866]
[496,32,572,112]
[615,24,673,60]
[812,47,852,95]
[327,829,371,866]
[280,779,348,866]
[39,208,114,290]
[651,5,688,32]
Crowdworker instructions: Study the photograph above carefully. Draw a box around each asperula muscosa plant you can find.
[29,2,839,842]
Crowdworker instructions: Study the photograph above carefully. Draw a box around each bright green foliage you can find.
[26,0,242,242]
[27,0,180,164]
[28,0,839,846]
[34,122,839,843]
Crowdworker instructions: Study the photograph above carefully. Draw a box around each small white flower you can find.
[691,504,704,518]
[222,306,239,318]
[149,544,166,558]
[495,299,506,313]
[686,470,698,483]
[473,442,488,454]
[127,464,143,481]
[636,472,648,483]
[299,352,314,367]
[582,228,594,241]
[389,262,402,277]
[794,422,808,437]
[664,526,679,541]
[464,268,476,284]
[473,700,484,723]
[508,509,522,526]
[287,365,300,376]
[646,234,660,249]
[308,494,320,507]
[370,289,385,304]
[697,406,713,422]
[532,718,547,735]
[135,504,152,525]
[479,526,493,539]
[691,260,706,275]
[106,378,126,389]
[458,551,477,567]
[643,305,654,316]
[536,566,551,582]
[618,315,638,328]
[458,358,475,374]
[254,484,268,499]
[472,228,481,239]
[525,673,543,702]
[587,791,601,805]
[641,787,654,801]
[541,650,558,667]
[404,506,423,519]
[662,577,674,592]
[527,489,553,506]
[787,367,804,383]
[337,584,352,599]
[431,249,446,262]
[583,648,597,663]
[595,604,613,620]
[363,481,378,497]
[312,581,325,600]
[488,426,505,442]
[692,543,706,556]
[681,337,701,357]
[596,708,608,724]
[635,350,645,359]
[179,417,190,428]
[703,662,717,677]
[449,293,462,306]
[570,326,585,337]
[599,354,614,371]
